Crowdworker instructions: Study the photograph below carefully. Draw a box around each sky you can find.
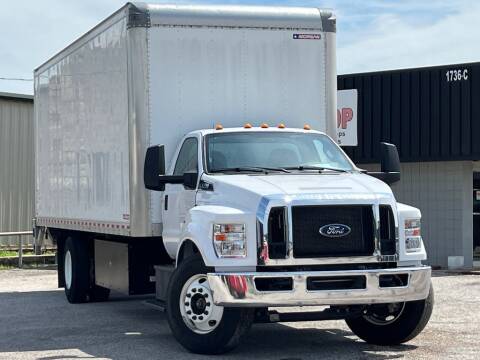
[1,0,480,95]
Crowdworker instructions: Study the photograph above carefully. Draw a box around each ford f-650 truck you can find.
[33,3,433,354]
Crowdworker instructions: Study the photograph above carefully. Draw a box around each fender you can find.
[176,205,258,268]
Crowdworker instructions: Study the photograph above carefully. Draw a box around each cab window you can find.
[174,137,198,175]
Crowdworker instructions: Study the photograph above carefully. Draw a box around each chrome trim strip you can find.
[263,255,385,266]
[208,266,431,307]
[323,31,337,138]
[373,204,381,256]
[286,205,293,259]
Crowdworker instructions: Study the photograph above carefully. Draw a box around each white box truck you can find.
[34,3,433,354]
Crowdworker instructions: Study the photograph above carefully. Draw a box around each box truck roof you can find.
[132,3,335,30]
[35,3,335,73]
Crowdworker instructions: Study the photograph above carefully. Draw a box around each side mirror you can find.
[144,145,199,191]
[367,142,401,185]
[183,172,198,190]
[144,145,166,190]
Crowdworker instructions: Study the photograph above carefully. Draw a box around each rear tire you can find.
[90,285,110,302]
[166,256,254,354]
[64,237,90,303]
[63,236,111,303]
[345,283,434,345]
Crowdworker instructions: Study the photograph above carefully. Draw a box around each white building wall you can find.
[362,161,473,269]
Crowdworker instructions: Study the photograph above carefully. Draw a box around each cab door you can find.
[162,137,199,256]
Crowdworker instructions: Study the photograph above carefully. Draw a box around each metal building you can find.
[339,62,480,269]
[0,92,34,247]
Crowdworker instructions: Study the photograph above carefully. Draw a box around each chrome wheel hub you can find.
[179,274,223,334]
[64,250,72,290]
[363,302,406,325]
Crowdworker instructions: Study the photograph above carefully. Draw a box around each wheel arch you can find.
[176,239,203,267]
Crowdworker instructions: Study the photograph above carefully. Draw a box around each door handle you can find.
[164,195,168,211]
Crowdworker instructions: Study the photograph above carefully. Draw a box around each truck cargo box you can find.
[34,3,337,237]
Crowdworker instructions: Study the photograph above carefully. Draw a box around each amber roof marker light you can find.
[215,124,223,130]
[278,123,286,129]
[260,123,269,128]
[244,123,253,129]
[303,124,311,130]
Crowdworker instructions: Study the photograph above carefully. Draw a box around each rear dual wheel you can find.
[63,237,110,303]
[166,256,254,354]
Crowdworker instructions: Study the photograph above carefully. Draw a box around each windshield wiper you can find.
[284,165,348,173]
[210,166,290,174]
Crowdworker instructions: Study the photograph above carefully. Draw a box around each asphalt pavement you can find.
[0,269,478,360]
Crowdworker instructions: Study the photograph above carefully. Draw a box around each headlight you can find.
[213,224,246,258]
[404,219,422,252]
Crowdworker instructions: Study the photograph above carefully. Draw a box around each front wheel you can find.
[345,283,434,345]
[166,256,254,354]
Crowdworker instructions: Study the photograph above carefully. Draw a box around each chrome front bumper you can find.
[207,266,431,307]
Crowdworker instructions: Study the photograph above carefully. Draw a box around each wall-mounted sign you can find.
[337,89,358,146]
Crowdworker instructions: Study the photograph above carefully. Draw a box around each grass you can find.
[0,250,56,257]
[0,249,57,270]
[0,250,17,257]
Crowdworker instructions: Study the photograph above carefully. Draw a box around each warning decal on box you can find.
[293,34,321,40]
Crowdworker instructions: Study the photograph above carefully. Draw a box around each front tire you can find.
[345,283,434,345]
[166,256,254,354]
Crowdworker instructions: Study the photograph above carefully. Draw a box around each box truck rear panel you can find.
[35,15,131,235]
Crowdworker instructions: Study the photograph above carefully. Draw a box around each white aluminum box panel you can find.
[148,26,330,223]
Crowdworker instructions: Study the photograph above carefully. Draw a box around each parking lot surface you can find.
[0,269,478,360]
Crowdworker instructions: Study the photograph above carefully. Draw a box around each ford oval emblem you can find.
[319,224,351,238]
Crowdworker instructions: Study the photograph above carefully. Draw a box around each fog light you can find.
[213,224,246,258]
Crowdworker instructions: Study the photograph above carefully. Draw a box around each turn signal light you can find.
[214,233,227,241]
[215,124,223,130]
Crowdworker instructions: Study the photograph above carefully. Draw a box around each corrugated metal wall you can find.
[362,161,473,268]
[338,62,480,163]
[0,96,34,247]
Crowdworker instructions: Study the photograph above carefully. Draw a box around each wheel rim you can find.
[179,274,223,334]
[363,302,406,326]
[64,250,72,290]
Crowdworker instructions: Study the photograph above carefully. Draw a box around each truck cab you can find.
[145,125,432,354]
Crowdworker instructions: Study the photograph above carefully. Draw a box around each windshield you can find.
[205,132,354,173]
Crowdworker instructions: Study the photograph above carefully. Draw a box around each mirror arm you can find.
[367,171,400,185]
[159,175,185,184]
